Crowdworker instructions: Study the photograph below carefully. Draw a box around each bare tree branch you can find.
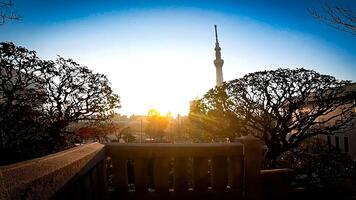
[0,0,20,25]
[308,1,356,35]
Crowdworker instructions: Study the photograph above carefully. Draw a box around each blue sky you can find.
[0,0,355,115]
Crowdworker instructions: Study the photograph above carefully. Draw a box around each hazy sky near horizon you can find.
[1,0,355,116]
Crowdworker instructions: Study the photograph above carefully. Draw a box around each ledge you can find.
[0,142,105,199]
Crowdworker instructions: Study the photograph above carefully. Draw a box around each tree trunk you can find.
[264,147,281,169]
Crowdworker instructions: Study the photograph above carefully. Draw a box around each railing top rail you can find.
[0,143,103,169]
[106,142,243,147]
[106,142,244,157]
[0,142,105,199]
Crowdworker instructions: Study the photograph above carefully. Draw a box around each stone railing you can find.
[0,135,265,200]
[0,143,106,200]
[260,168,297,199]
[107,143,244,192]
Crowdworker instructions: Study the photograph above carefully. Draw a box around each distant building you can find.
[311,83,356,158]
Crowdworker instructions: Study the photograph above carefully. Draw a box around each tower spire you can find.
[213,25,224,86]
[214,24,219,43]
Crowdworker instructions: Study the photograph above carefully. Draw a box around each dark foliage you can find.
[275,138,356,187]
[0,42,120,164]
[42,57,120,150]
[190,68,355,161]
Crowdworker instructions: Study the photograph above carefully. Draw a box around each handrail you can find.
[106,142,244,157]
[0,143,105,199]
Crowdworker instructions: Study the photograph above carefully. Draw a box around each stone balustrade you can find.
[107,143,244,193]
[0,135,269,200]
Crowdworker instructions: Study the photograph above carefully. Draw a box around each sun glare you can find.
[147,103,188,117]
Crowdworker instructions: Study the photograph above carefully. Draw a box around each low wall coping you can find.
[0,142,104,199]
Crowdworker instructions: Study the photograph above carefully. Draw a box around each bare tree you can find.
[0,0,20,25]
[308,1,356,35]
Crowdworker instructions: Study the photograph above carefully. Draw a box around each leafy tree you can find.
[111,125,134,142]
[188,101,217,142]
[173,118,193,143]
[185,123,214,143]
[190,68,355,161]
[120,126,136,143]
[75,121,135,143]
[43,57,120,149]
[145,109,169,142]
[189,89,240,142]
[0,42,50,163]
[276,138,356,187]
[0,42,120,164]
[74,122,114,143]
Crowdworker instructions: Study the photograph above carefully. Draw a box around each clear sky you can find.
[0,0,355,116]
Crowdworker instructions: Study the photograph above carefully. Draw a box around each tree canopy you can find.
[0,42,120,164]
[145,109,169,141]
[43,57,120,149]
[190,68,355,160]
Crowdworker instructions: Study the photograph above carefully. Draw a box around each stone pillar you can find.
[0,170,10,200]
[236,134,263,200]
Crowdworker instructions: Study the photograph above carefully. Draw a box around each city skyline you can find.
[1,0,355,116]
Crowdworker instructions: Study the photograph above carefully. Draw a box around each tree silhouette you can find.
[190,68,355,161]
[308,1,356,35]
[43,57,120,149]
[0,42,50,163]
[0,42,120,164]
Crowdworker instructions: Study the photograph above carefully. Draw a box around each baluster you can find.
[174,157,190,192]
[153,157,170,192]
[90,167,99,199]
[111,157,128,192]
[193,157,210,192]
[97,160,108,194]
[70,181,82,200]
[81,173,93,200]
[134,158,149,192]
[211,156,228,191]
[229,156,243,199]
[229,156,243,191]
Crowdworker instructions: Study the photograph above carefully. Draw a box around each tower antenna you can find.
[214,24,219,43]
